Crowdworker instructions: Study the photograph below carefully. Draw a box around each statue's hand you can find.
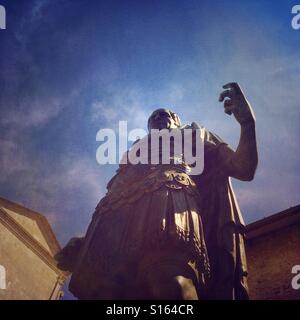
[219,82,256,126]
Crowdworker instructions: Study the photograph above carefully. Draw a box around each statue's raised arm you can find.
[218,82,258,181]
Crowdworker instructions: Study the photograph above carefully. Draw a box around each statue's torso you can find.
[92,130,210,280]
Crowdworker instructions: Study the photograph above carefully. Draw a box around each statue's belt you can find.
[94,168,199,215]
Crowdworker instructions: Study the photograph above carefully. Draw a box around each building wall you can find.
[0,222,61,300]
[246,222,300,300]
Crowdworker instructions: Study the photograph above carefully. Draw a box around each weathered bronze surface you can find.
[56,82,258,300]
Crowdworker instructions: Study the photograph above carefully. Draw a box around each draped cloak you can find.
[68,123,249,300]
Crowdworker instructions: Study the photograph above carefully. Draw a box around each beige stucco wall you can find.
[0,221,60,300]
[2,208,52,253]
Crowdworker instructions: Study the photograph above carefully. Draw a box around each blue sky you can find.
[0,0,300,297]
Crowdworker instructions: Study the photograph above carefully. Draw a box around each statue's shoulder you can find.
[183,122,226,147]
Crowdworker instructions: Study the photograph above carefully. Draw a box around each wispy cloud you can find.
[1,150,105,244]
[90,87,150,130]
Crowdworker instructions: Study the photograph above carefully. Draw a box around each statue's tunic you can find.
[69,124,249,300]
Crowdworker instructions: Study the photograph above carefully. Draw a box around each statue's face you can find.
[148,109,179,131]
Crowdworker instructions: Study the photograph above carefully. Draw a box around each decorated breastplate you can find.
[95,163,199,215]
[95,126,204,214]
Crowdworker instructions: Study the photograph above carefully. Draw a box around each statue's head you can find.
[147,108,181,131]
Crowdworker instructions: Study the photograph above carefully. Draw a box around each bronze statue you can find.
[56,82,258,300]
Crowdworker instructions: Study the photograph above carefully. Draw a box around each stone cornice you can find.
[246,204,300,240]
[0,207,67,279]
[0,197,61,256]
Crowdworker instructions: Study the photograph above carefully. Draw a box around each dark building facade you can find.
[246,205,300,300]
